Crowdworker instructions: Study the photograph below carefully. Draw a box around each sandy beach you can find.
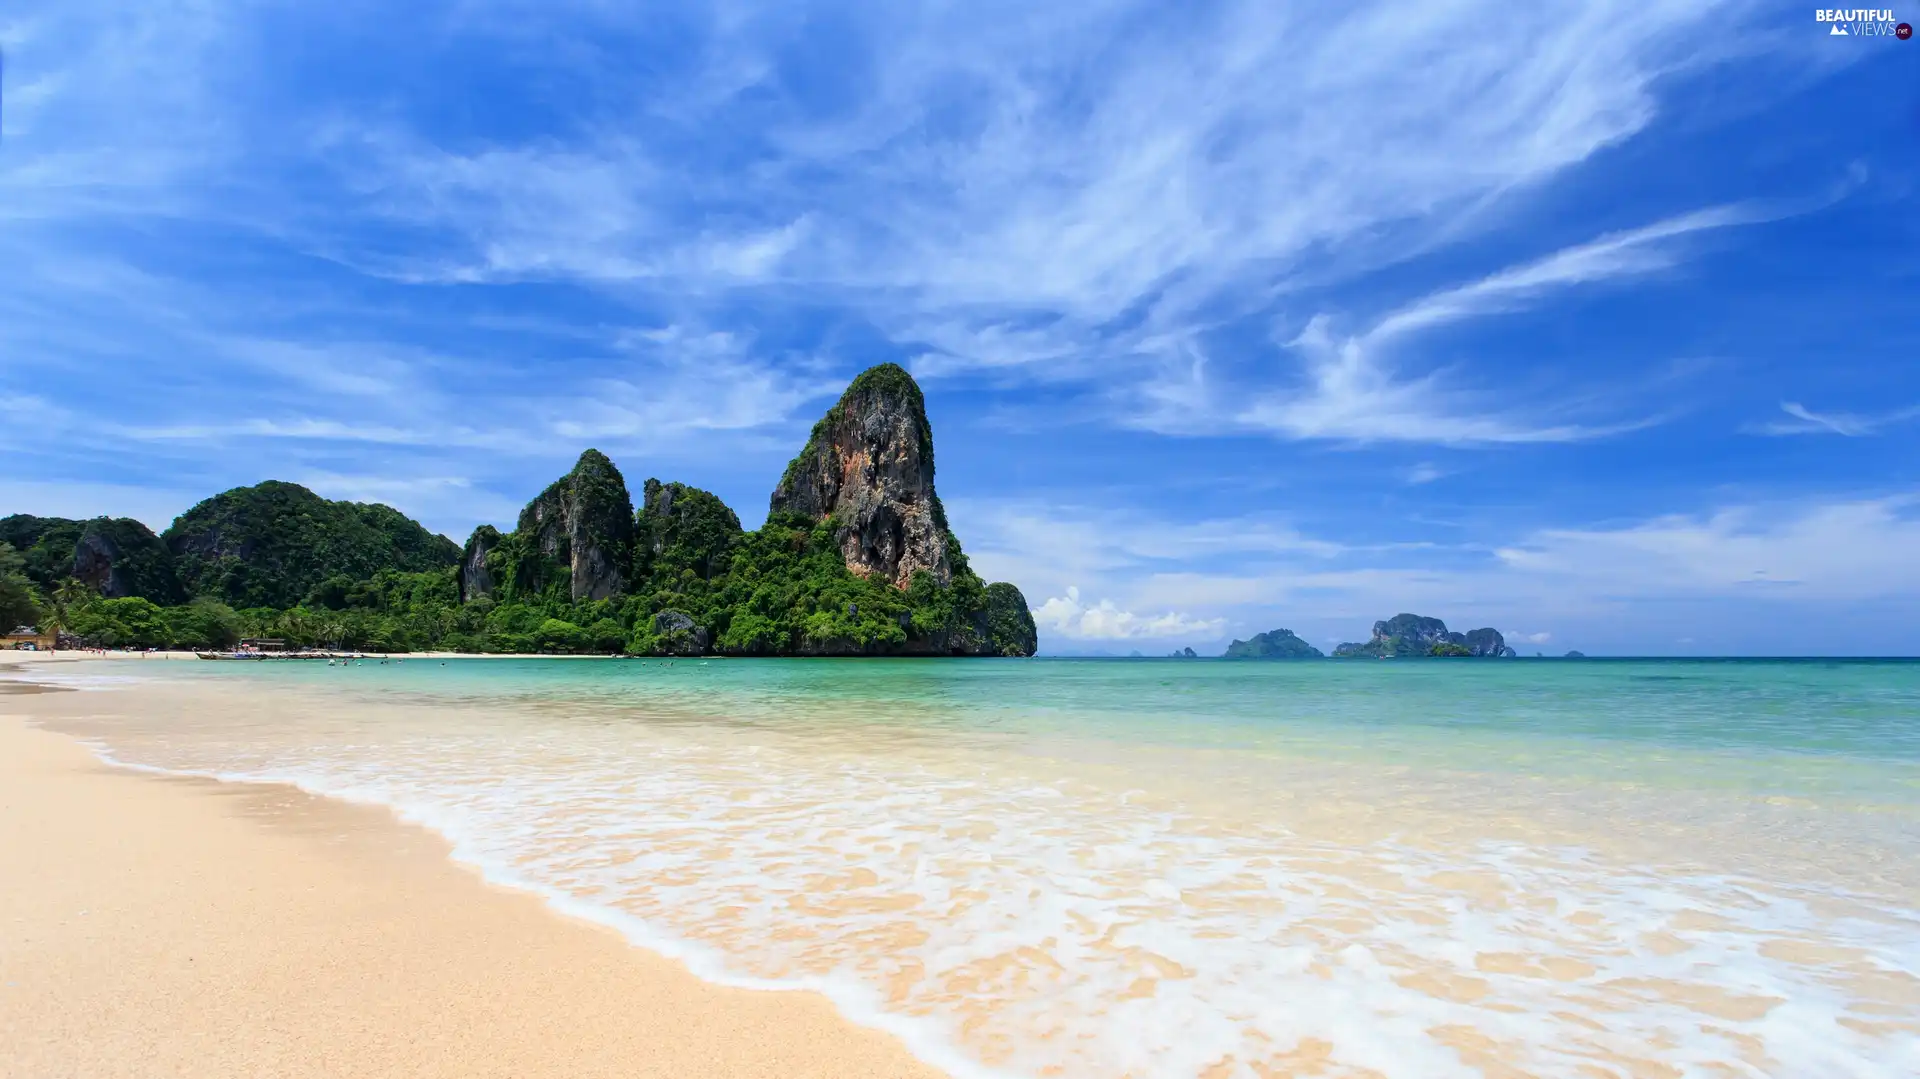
[6,651,1915,1076]
[0,658,943,1079]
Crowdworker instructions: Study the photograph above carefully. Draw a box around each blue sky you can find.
[3,2,1917,655]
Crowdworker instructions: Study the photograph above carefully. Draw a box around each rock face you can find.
[770,363,951,590]
[459,526,500,603]
[649,609,711,656]
[0,515,184,604]
[515,450,636,602]
[72,525,131,597]
[439,366,1037,658]
[1224,628,1324,659]
[1334,613,1517,658]
[75,519,185,603]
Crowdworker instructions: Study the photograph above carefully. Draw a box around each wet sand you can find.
[0,677,945,1079]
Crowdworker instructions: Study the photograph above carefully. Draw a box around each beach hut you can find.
[4,626,56,651]
[238,638,289,653]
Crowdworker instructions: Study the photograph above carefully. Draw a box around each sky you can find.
[2,2,1917,656]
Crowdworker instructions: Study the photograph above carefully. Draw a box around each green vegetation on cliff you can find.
[0,515,184,604]
[1223,628,1324,659]
[8,366,1038,657]
[164,481,461,609]
[0,543,42,631]
[1333,613,1516,658]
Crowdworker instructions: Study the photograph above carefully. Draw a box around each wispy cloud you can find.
[546,325,834,443]
[1751,401,1920,437]
[241,1,1763,423]
[1362,206,1758,348]
[1229,205,1765,445]
[1493,495,1920,600]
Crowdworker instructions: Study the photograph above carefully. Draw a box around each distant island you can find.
[0,365,1038,657]
[1221,615,1518,659]
[1332,614,1517,658]
[1223,628,1324,659]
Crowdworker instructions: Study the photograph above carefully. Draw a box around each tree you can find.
[38,578,98,652]
[55,577,94,614]
[0,544,42,633]
[37,606,66,650]
[69,597,170,648]
[165,599,243,649]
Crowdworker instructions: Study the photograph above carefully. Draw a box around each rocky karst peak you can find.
[516,449,636,602]
[769,363,953,590]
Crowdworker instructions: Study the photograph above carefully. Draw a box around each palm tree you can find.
[54,578,93,614]
[278,608,311,646]
[41,578,95,651]
[38,607,65,650]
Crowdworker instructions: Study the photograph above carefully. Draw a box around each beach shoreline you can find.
[7,651,1915,1076]
[0,663,946,1079]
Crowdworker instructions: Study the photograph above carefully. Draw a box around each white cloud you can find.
[1230,205,1764,446]
[1235,315,1626,444]
[1,0,1794,474]
[1509,630,1552,644]
[954,498,1350,597]
[0,0,233,222]
[199,0,1762,434]
[1033,586,1225,640]
[547,324,833,443]
[1752,401,1920,437]
[1361,206,1756,348]
[1492,495,1920,600]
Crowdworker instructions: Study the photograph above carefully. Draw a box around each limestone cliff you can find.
[1333,613,1517,658]
[770,363,951,590]
[74,519,184,603]
[513,450,636,602]
[0,515,185,604]
[459,525,500,603]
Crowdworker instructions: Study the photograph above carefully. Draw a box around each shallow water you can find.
[33,657,1920,1077]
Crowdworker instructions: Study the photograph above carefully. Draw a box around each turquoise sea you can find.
[38,657,1920,1078]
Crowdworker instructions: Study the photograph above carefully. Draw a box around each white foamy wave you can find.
[59,690,1920,1078]
[12,668,170,690]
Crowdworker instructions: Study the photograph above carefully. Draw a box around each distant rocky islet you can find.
[1225,615,1520,659]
